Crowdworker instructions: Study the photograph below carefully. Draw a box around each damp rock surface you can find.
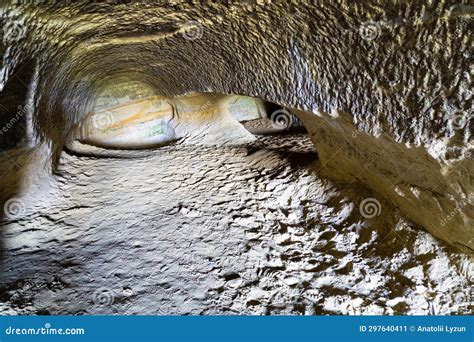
[0,134,471,315]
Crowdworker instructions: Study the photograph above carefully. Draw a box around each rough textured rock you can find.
[0,1,471,250]
[0,133,471,315]
[0,0,472,316]
[73,93,259,149]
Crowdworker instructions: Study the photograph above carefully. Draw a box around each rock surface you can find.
[74,93,259,150]
[0,1,472,250]
[0,133,472,315]
[0,1,473,317]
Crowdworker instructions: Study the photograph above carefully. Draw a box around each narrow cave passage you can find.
[0,1,472,318]
[0,90,471,315]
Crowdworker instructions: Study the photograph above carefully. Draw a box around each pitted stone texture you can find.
[296,108,473,253]
[0,1,472,250]
[0,134,471,315]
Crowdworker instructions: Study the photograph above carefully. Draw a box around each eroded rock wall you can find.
[0,1,472,250]
[296,108,473,253]
[72,93,258,150]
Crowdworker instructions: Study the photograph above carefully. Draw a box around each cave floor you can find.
[0,133,472,315]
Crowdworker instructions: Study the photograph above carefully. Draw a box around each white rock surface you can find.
[0,133,471,315]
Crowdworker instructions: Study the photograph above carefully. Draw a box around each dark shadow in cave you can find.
[240,99,317,167]
[0,60,36,262]
[241,100,308,136]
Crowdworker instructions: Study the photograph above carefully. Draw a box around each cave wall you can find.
[296,108,473,253]
[0,1,472,251]
[0,60,34,150]
[74,93,257,149]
